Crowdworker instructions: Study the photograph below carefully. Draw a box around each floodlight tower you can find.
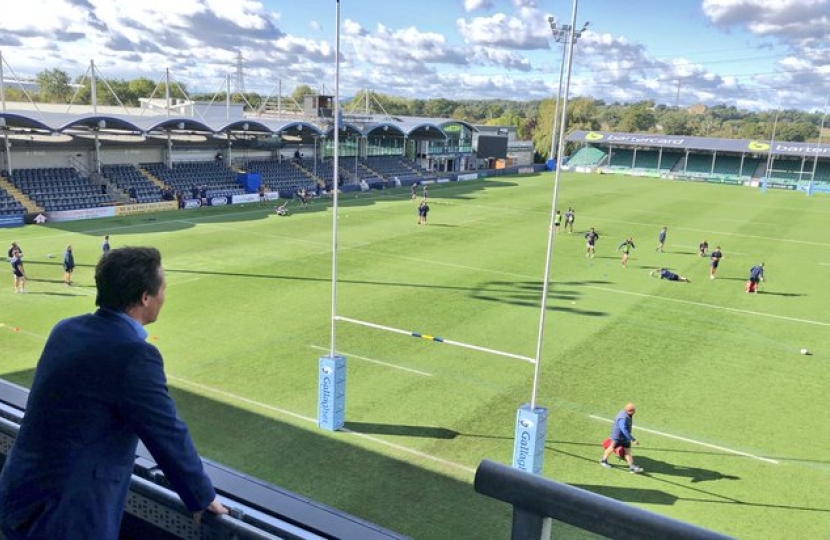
[546,17,589,170]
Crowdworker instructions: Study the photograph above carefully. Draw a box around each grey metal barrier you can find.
[474,459,734,540]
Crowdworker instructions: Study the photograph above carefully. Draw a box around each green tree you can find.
[777,121,819,142]
[617,103,656,132]
[659,111,693,135]
[128,78,159,102]
[36,68,72,103]
[291,84,316,103]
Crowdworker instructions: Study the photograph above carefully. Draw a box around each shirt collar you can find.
[102,308,148,340]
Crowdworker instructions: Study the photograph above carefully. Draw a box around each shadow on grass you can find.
[548,442,830,514]
[0,369,516,540]
[19,262,609,316]
[569,485,679,505]
[634,456,740,484]
[345,422,459,439]
[471,280,611,316]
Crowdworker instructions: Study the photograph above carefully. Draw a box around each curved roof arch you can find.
[0,112,54,133]
[323,122,363,139]
[405,122,448,140]
[438,119,477,133]
[56,114,144,133]
[363,123,406,138]
[143,117,215,133]
[215,119,273,134]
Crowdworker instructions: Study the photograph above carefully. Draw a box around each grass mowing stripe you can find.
[309,345,432,377]
[587,285,830,327]
[593,216,830,248]
[589,415,779,465]
[167,376,476,475]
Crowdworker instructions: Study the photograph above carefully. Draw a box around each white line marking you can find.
[168,376,474,475]
[587,285,830,328]
[309,345,432,377]
[820,263,830,267]
[589,414,779,465]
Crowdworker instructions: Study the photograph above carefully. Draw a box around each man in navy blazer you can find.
[0,247,227,539]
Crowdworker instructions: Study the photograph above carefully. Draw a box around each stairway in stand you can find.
[0,176,41,212]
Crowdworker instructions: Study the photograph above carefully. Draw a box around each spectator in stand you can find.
[0,247,228,538]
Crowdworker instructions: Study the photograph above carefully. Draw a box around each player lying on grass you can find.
[650,267,690,283]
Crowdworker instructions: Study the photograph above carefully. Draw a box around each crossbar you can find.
[334,316,535,364]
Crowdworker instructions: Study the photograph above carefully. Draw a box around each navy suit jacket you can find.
[0,309,216,539]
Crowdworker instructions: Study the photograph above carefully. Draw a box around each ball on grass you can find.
[800,348,809,355]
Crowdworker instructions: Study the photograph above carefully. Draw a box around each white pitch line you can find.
[167,375,474,475]
[589,415,779,465]
[587,285,830,328]
[309,345,432,377]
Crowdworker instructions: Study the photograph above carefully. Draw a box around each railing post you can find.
[511,509,551,540]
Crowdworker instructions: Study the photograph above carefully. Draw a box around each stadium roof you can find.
[567,130,830,159]
[0,106,476,143]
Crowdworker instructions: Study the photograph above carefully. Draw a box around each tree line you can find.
[8,68,828,162]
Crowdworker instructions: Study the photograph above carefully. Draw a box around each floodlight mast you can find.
[531,0,586,410]
[547,18,589,166]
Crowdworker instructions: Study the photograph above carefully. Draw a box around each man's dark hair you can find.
[95,247,163,312]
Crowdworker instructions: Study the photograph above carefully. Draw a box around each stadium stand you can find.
[766,158,814,183]
[681,154,715,175]
[657,152,683,170]
[5,167,115,212]
[101,164,164,204]
[0,177,27,216]
[236,158,315,194]
[607,149,635,168]
[562,146,606,168]
[141,161,245,198]
[361,156,431,184]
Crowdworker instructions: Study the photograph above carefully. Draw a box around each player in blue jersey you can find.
[709,246,723,279]
[585,228,600,258]
[650,267,690,282]
[655,226,667,252]
[10,249,25,293]
[747,263,765,293]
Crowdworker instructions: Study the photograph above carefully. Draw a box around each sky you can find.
[1,0,829,112]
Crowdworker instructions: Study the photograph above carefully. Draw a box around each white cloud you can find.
[457,12,549,50]
[463,0,493,12]
[703,0,830,39]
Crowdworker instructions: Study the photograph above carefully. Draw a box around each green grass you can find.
[3,173,830,539]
